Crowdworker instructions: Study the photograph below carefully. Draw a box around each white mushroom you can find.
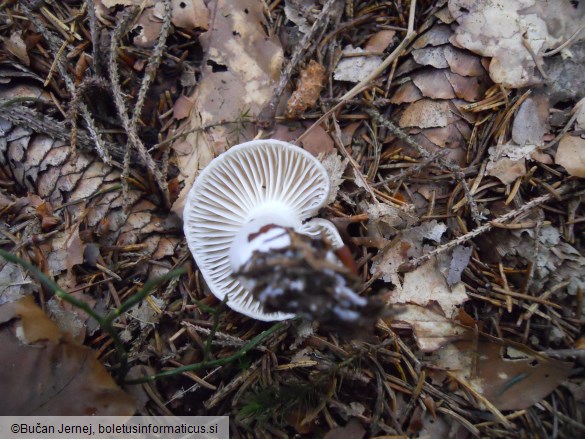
[183,139,345,321]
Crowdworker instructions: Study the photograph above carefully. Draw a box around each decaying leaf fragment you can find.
[486,143,533,184]
[371,220,448,288]
[0,296,135,415]
[390,304,470,352]
[334,46,383,83]
[389,257,468,319]
[286,60,326,118]
[448,0,582,88]
[0,263,37,306]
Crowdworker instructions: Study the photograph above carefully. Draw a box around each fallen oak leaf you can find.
[0,296,135,415]
[433,339,573,411]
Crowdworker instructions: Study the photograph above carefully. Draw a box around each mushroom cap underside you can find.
[183,139,332,320]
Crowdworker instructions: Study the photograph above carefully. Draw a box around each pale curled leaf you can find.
[556,135,585,178]
[389,304,470,352]
[486,143,535,184]
[389,258,468,319]
[333,46,383,83]
[320,152,347,204]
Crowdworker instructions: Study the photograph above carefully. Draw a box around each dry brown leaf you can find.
[323,418,366,439]
[298,125,334,156]
[47,226,85,275]
[372,220,447,289]
[5,31,30,66]
[286,60,326,118]
[131,7,164,48]
[172,95,194,121]
[486,143,536,184]
[412,46,449,69]
[340,121,361,146]
[0,297,135,415]
[399,99,458,129]
[412,70,455,100]
[556,135,585,178]
[169,0,208,30]
[487,157,526,185]
[434,340,573,410]
[273,123,305,143]
[512,95,549,147]
[0,296,60,343]
[365,30,396,52]
[171,0,283,217]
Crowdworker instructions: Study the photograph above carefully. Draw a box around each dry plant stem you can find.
[332,119,379,204]
[544,24,585,57]
[448,371,513,429]
[294,85,370,145]
[131,0,171,132]
[69,76,111,151]
[257,0,338,129]
[109,8,170,207]
[401,186,574,272]
[544,109,581,149]
[0,104,119,157]
[85,0,102,77]
[123,0,171,203]
[125,322,288,384]
[21,1,112,164]
[350,151,446,196]
[366,108,483,224]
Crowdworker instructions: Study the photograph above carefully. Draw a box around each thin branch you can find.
[399,184,577,272]
[366,107,484,224]
[257,0,339,129]
[108,7,170,207]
